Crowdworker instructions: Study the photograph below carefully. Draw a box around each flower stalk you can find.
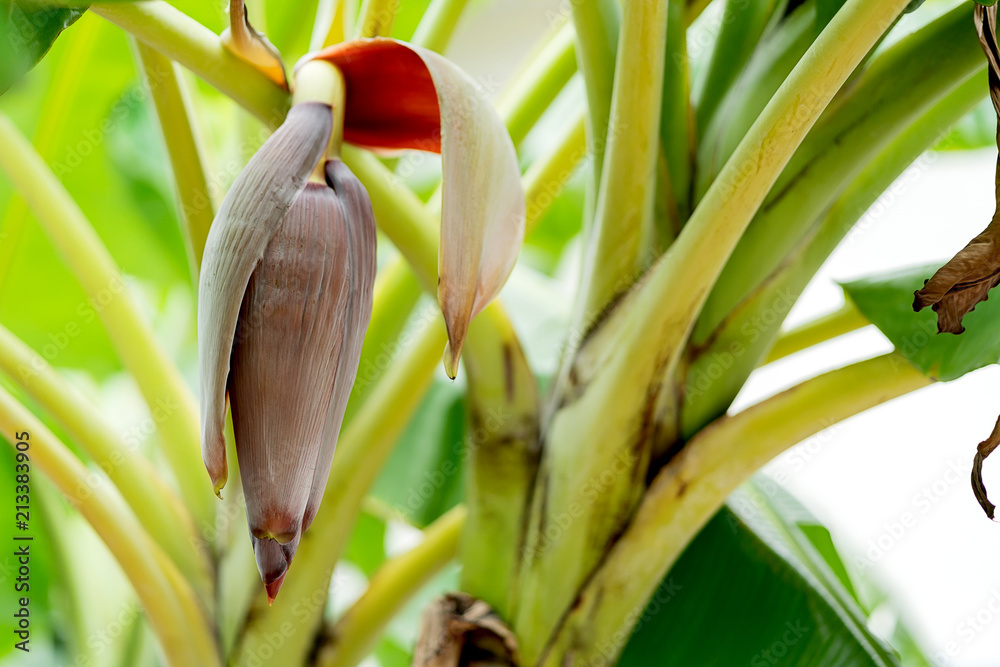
[131,39,215,279]
[293,59,347,160]
[764,302,870,364]
[316,505,467,667]
[91,1,289,126]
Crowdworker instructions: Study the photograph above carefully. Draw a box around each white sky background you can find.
[745,149,1000,667]
[446,1,1000,664]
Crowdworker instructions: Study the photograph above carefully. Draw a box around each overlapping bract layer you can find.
[199,103,375,600]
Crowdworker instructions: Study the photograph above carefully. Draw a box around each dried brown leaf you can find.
[973,413,1000,519]
[913,5,1000,333]
[413,593,519,667]
[912,218,1000,333]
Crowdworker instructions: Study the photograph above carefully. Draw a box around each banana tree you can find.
[0,0,995,665]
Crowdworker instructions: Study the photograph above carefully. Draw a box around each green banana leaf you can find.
[841,264,1000,381]
[0,3,84,94]
[937,97,997,151]
[343,509,388,577]
[618,478,901,667]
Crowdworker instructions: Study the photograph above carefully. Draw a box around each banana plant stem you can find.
[410,0,470,52]
[0,388,220,667]
[612,0,914,403]
[461,305,542,618]
[0,324,212,599]
[90,2,289,127]
[497,21,577,147]
[0,114,215,527]
[356,0,399,37]
[315,505,468,667]
[679,23,985,437]
[764,301,870,364]
[0,13,99,295]
[517,0,913,660]
[694,4,979,346]
[131,40,215,282]
[570,0,618,221]
[540,352,930,665]
[573,0,669,320]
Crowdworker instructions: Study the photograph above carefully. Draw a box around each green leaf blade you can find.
[618,480,900,667]
[842,264,1000,381]
[0,4,85,94]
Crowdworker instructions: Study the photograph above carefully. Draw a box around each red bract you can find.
[310,39,525,377]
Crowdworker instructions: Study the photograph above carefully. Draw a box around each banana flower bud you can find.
[199,102,375,602]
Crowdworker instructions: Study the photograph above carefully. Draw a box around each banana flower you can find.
[199,40,524,602]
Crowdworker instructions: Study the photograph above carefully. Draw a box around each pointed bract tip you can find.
[443,340,460,380]
[203,428,228,499]
[212,477,226,499]
[265,573,286,606]
[213,473,226,499]
[252,533,297,607]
